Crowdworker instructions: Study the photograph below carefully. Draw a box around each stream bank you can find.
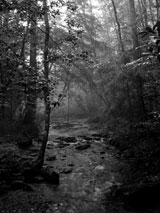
[0,119,131,212]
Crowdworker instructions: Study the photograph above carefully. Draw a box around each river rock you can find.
[41,167,59,185]
[75,143,91,150]
[61,167,73,174]
[92,134,102,137]
[94,165,105,171]
[82,136,92,141]
[46,155,56,161]
[56,136,66,141]
[63,137,77,143]
[100,151,105,155]
[59,143,70,148]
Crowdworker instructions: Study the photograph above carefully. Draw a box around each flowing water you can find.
[0,119,123,213]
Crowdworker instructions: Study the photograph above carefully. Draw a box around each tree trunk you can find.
[138,0,145,27]
[20,18,30,62]
[141,0,148,27]
[111,0,125,54]
[23,0,50,175]
[36,0,50,169]
[129,0,147,121]
[129,0,141,59]
[148,0,155,25]
[24,1,37,127]
[156,0,160,20]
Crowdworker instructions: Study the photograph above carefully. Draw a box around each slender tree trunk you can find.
[141,0,148,27]
[24,1,37,126]
[67,83,70,124]
[111,0,125,54]
[138,0,145,27]
[129,0,147,121]
[20,18,30,62]
[148,0,155,25]
[129,0,140,59]
[156,0,160,20]
[37,0,50,168]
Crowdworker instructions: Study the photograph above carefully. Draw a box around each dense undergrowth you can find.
[107,118,160,184]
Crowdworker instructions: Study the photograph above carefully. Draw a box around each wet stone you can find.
[41,167,59,185]
[47,141,54,145]
[94,137,102,141]
[61,167,73,174]
[100,151,105,155]
[68,163,74,167]
[30,152,38,157]
[75,143,91,150]
[56,137,66,141]
[46,156,56,161]
[82,136,92,141]
[102,134,109,138]
[63,137,77,143]
[46,144,54,149]
[92,134,102,137]
[59,143,69,148]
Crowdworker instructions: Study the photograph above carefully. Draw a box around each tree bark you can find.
[138,0,145,28]
[156,0,160,20]
[111,0,125,53]
[148,0,155,25]
[129,0,140,59]
[141,0,148,27]
[129,0,147,121]
[36,0,50,168]
[24,0,37,126]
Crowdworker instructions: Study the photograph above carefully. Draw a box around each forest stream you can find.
[0,119,124,213]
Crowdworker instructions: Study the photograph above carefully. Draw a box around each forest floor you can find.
[0,119,160,213]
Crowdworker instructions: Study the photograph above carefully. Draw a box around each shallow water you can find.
[0,119,123,213]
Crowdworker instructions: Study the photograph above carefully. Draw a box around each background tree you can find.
[24,0,38,128]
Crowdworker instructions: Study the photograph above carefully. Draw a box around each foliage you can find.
[1,0,160,187]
